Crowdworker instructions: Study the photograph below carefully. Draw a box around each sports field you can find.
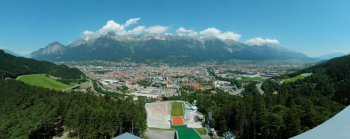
[171,101,184,116]
[18,74,70,91]
[172,125,201,139]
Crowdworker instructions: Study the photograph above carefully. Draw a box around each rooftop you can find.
[112,132,142,139]
[292,106,350,139]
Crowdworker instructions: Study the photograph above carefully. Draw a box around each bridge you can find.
[62,84,81,92]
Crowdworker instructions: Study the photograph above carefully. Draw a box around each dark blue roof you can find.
[112,132,142,139]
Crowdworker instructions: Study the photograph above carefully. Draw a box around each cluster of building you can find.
[213,64,304,77]
[74,62,212,99]
[213,80,235,92]
[64,61,306,99]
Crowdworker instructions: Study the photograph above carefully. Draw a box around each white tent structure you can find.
[292,106,350,139]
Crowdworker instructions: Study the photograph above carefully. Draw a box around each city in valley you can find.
[53,61,310,138]
[1,1,349,139]
[65,61,307,99]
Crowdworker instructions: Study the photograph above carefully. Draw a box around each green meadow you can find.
[283,75,305,84]
[18,74,70,91]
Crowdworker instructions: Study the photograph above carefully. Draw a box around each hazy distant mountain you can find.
[1,49,19,57]
[317,52,348,60]
[31,34,310,63]
[31,42,66,59]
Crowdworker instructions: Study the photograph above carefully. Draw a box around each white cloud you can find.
[220,32,241,41]
[82,30,94,36]
[124,17,141,27]
[98,20,125,35]
[200,27,221,37]
[145,25,168,34]
[81,30,97,41]
[128,26,146,34]
[199,27,241,41]
[80,18,249,42]
[98,18,141,36]
[245,37,280,46]
[176,27,198,37]
[82,18,170,37]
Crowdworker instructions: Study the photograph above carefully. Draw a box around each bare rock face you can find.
[31,42,66,60]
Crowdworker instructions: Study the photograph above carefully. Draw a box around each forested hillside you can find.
[0,51,147,139]
[169,55,350,139]
[171,85,344,139]
[0,80,147,139]
[0,50,83,80]
[294,54,350,104]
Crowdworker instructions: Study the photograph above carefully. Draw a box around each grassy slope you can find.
[283,75,305,83]
[194,128,206,135]
[171,102,184,116]
[18,74,70,91]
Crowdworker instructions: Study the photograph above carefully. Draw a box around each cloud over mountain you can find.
[124,17,141,27]
[245,37,280,46]
[128,26,146,34]
[176,27,198,37]
[145,25,168,34]
[99,20,126,35]
[199,27,241,41]
[79,18,280,45]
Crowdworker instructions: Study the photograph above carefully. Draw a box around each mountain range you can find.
[317,52,349,60]
[31,34,310,63]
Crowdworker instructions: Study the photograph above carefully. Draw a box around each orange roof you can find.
[126,80,137,84]
[191,83,205,91]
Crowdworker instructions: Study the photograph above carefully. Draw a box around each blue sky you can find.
[0,0,349,57]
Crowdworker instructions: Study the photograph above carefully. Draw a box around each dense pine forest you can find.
[170,55,350,139]
[0,51,147,139]
[0,80,147,139]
